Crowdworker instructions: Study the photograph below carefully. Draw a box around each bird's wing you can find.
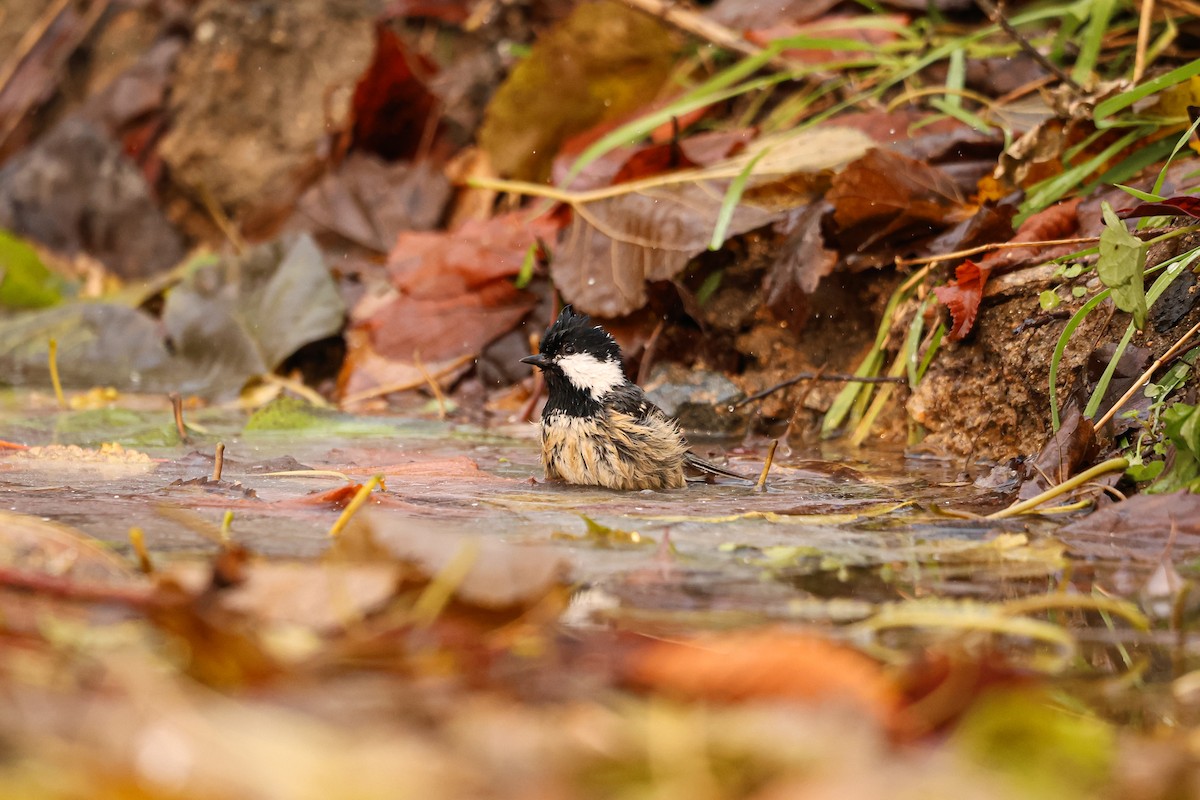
[607,383,754,484]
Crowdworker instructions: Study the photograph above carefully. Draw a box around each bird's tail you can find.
[684,452,756,484]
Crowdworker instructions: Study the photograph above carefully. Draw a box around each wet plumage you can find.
[521,306,746,490]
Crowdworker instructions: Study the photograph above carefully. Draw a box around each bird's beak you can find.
[521,353,551,369]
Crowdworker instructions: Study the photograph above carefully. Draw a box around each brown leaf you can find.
[765,202,837,312]
[625,628,901,725]
[932,260,991,341]
[478,1,677,181]
[828,148,977,249]
[1058,492,1200,561]
[348,23,440,161]
[365,515,572,613]
[351,212,560,364]
[293,155,451,252]
[1017,402,1097,500]
[979,197,1082,274]
[554,183,778,316]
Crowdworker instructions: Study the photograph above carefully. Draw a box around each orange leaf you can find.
[625,628,901,726]
[933,259,991,341]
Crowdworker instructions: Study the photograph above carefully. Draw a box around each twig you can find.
[414,350,448,419]
[895,236,1100,268]
[340,353,475,406]
[734,372,908,408]
[975,0,1082,93]
[986,457,1129,519]
[637,318,667,386]
[211,442,225,482]
[0,0,112,152]
[0,0,71,98]
[1094,316,1200,431]
[623,0,763,60]
[755,439,778,492]
[169,392,189,444]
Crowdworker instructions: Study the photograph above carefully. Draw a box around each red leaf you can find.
[933,259,992,341]
[1117,195,1200,220]
[349,23,440,161]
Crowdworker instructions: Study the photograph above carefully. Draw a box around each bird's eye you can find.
[561,343,576,355]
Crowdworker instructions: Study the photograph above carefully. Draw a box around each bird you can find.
[520,305,750,490]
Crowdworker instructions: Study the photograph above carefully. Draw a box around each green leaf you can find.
[1096,202,1148,329]
[0,230,64,309]
[1039,290,1062,310]
[1149,402,1200,493]
[1126,460,1164,483]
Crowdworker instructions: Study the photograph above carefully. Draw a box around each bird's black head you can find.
[521,305,627,417]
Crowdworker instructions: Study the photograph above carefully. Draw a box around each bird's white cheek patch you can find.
[558,353,624,399]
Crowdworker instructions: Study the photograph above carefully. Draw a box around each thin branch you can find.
[975,0,1082,93]
[895,236,1100,268]
[1134,0,1156,83]
[1094,315,1200,431]
[623,0,764,60]
[733,372,907,408]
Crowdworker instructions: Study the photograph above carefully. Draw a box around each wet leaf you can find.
[478,1,677,181]
[1097,202,1148,330]
[0,230,63,309]
[933,260,990,341]
[1058,491,1200,560]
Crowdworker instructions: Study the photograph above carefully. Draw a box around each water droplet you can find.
[587,278,596,286]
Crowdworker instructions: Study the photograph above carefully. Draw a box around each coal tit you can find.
[521,306,747,490]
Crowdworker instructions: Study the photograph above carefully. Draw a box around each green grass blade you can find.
[1072,0,1115,84]
[1095,59,1200,121]
[1049,289,1112,430]
[709,148,770,250]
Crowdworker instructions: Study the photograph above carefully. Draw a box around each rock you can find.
[645,364,745,433]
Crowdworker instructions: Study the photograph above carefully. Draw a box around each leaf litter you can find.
[5,0,1200,795]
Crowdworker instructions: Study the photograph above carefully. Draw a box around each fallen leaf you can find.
[554,182,778,317]
[0,229,64,309]
[348,212,559,372]
[933,260,990,341]
[764,202,837,313]
[347,23,440,161]
[828,148,977,250]
[293,155,451,252]
[1117,195,1200,220]
[163,234,346,396]
[478,1,678,181]
[625,628,901,726]
[1057,491,1200,560]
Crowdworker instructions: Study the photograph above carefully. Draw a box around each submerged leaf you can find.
[1097,201,1148,329]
